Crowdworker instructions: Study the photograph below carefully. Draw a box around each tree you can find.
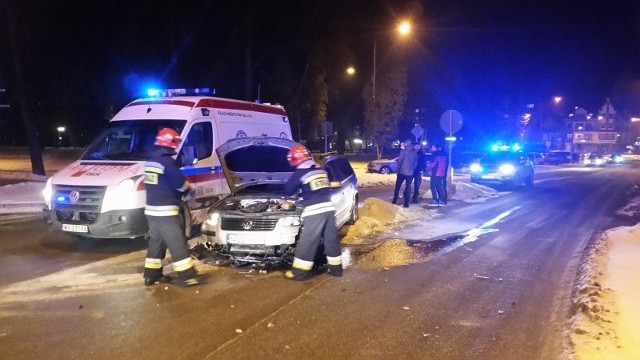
[4,0,45,175]
[364,66,408,159]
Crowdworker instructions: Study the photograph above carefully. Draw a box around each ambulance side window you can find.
[183,122,213,160]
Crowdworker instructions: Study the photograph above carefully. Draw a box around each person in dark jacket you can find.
[143,128,202,287]
[412,142,427,203]
[283,144,342,281]
[428,143,447,206]
[392,140,418,208]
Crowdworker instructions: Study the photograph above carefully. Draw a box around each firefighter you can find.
[142,128,201,287]
[283,144,343,281]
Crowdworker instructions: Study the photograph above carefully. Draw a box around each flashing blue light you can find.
[512,144,522,151]
[445,136,457,142]
[147,88,160,97]
[56,196,65,202]
[491,144,499,151]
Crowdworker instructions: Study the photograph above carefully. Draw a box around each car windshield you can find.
[224,146,295,172]
[481,151,523,164]
[82,120,187,160]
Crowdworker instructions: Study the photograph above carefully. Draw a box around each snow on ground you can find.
[0,182,46,214]
[568,224,640,360]
[616,193,640,217]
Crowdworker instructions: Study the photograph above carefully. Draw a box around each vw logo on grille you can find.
[242,220,253,230]
[69,190,81,203]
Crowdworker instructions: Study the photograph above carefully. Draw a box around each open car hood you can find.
[216,137,297,193]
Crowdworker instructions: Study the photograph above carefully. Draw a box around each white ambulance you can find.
[43,89,292,239]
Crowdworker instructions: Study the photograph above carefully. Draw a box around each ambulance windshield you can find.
[82,120,187,160]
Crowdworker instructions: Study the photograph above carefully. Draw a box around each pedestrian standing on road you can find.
[142,128,202,287]
[283,144,343,281]
[428,143,447,206]
[392,139,418,208]
[412,142,427,203]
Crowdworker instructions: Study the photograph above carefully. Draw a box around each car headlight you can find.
[595,158,603,165]
[42,178,53,201]
[470,163,483,173]
[499,164,516,175]
[281,216,301,227]
[118,178,135,193]
[615,156,623,163]
[584,159,591,164]
[207,212,220,226]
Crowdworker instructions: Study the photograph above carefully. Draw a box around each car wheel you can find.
[347,195,359,225]
[379,166,391,174]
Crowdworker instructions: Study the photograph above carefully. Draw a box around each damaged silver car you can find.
[201,137,358,263]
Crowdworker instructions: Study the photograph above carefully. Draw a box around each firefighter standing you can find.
[142,128,201,287]
[283,144,343,281]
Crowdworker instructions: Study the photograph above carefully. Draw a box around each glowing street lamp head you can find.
[553,96,562,104]
[398,21,412,36]
[346,67,356,75]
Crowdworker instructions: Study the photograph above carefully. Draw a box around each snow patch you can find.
[616,194,640,217]
[451,182,501,203]
[568,224,640,360]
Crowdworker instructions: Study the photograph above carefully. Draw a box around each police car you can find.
[469,145,534,188]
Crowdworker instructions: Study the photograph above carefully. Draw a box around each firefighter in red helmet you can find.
[142,127,202,287]
[283,144,343,280]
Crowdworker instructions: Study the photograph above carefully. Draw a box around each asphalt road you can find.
[1,164,639,359]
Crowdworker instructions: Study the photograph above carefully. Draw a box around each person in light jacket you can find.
[392,140,418,208]
[428,143,447,206]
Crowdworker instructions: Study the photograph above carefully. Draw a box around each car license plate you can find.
[61,224,89,233]
[226,233,261,244]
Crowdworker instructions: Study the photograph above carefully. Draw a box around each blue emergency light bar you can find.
[490,143,522,152]
[147,88,216,98]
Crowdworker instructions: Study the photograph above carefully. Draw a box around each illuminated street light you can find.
[631,117,640,122]
[397,20,412,36]
[346,67,355,75]
[372,20,413,153]
[553,96,562,104]
[56,126,66,148]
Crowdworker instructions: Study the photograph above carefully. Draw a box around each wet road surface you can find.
[1,164,639,359]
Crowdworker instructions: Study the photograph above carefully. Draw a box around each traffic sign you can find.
[440,110,463,134]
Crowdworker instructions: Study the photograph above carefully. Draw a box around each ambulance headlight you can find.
[207,212,220,226]
[281,216,301,227]
[499,164,516,175]
[42,178,53,201]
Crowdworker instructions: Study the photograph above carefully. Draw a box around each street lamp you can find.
[371,20,412,152]
[346,66,355,76]
[553,96,562,104]
[57,126,65,148]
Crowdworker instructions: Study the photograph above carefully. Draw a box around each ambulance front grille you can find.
[52,185,106,224]
[221,218,278,231]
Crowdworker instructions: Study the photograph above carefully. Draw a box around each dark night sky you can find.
[1,0,640,146]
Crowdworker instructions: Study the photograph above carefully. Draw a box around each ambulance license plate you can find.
[62,224,89,233]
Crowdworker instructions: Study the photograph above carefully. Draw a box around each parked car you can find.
[201,137,358,263]
[540,151,576,165]
[470,149,534,187]
[526,152,544,165]
[367,157,398,174]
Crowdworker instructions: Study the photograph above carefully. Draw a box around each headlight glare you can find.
[470,163,483,173]
[499,164,516,175]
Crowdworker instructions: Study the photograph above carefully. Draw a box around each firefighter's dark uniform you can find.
[143,147,198,285]
[285,159,342,279]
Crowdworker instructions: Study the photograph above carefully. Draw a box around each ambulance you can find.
[43,88,293,239]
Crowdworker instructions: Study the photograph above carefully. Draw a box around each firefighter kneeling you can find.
[142,128,202,287]
[283,144,343,281]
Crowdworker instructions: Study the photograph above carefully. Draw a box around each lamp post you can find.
[371,20,412,154]
[57,126,65,148]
